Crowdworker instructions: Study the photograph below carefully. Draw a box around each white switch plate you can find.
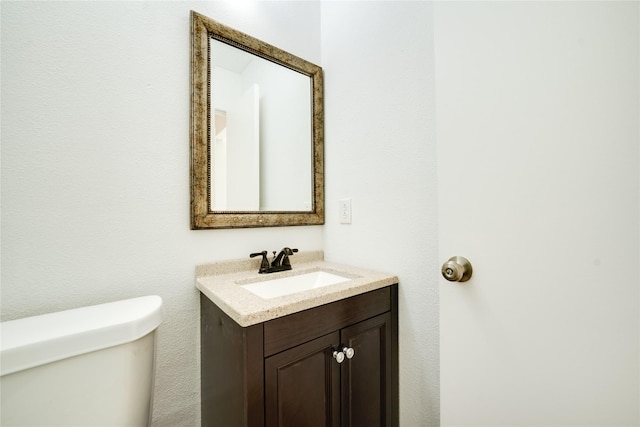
[339,198,352,224]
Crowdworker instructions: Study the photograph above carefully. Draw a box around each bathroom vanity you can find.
[196,252,398,427]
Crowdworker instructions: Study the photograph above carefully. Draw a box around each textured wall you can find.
[321,2,440,425]
[1,2,322,426]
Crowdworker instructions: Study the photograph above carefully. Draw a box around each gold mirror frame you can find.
[190,11,324,229]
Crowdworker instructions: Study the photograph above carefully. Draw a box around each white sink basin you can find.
[240,270,354,299]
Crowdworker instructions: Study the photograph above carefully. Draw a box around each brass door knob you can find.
[441,256,473,282]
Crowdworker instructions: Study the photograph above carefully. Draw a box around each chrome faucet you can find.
[250,247,299,274]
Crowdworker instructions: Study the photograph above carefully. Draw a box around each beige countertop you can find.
[196,251,398,327]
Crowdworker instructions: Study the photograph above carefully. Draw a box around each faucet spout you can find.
[250,247,299,274]
[271,247,298,269]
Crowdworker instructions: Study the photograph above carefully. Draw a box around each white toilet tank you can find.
[0,295,164,427]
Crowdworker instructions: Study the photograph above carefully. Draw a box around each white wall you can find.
[0,2,322,426]
[321,2,440,425]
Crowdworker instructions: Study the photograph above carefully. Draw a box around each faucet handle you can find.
[250,251,269,273]
[249,250,267,258]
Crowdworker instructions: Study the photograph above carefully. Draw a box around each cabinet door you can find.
[340,313,392,427]
[265,332,341,427]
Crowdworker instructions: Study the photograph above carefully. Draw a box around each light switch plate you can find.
[339,198,352,224]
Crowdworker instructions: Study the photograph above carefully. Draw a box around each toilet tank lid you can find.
[0,295,163,376]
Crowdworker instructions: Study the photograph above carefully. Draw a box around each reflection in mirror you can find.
[209,38,311,212]
[191,11,324,229]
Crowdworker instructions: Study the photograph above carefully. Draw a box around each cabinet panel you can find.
[200,293,264,427]
[264,287,391,357]
[340,313,392,427]
[265,332,341,427]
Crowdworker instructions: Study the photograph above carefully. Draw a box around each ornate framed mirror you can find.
[190,11,324,229]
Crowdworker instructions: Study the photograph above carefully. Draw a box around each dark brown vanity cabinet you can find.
[201,285,398,427]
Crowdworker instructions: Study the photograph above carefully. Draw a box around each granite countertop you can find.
[195,251,398,327]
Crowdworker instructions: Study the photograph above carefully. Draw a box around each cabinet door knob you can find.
[333,350,345,364]
[343,347,355,359]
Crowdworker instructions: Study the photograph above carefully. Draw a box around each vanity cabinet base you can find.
[200,285,398,427]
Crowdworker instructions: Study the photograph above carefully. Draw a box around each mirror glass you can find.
[209,38,312,212]
[191,11,324,229]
